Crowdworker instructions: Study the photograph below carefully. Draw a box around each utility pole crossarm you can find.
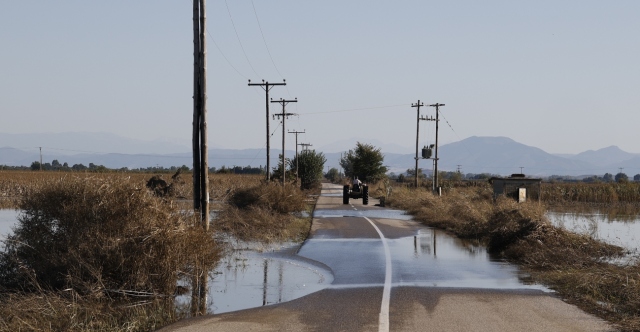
[248,79,286,90]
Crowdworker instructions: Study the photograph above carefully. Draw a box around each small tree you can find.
[583,175,600,183]
[634,174,640,182]
[615,172,629,183]
[603,173,614,182]
[326,167,341,183]
[406,168,426,180]
[272,155,294,183]
[292,150,326,189]
[339,142,387,183]
[30,161,41,171]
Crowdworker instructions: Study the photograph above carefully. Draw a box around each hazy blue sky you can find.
[2,1,639,154]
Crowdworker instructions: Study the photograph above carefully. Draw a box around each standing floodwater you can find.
[0,209,19,250]
[547,210,640,253]
[176,244,333,314]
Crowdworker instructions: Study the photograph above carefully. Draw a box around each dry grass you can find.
[214,183,313,243]
[387,186,640,331]
[0,171,266,208]
[0,175,220,331]
[0,292,181,332]
[0,171,314,330]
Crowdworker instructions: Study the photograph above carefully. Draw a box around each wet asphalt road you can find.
[160,183,613,332]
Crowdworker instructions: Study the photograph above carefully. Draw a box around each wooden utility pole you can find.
[428,103,445,195]
[191,0,209,317]
[299,143,312,151]
[193,0,209,230]
[248,80,286,181]
[411,100,428,188]
[271,98,297,185]
[288,129,305,183]
[39,147,43,171]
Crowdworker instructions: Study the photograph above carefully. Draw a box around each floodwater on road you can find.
[313,209,413,220]
[177,244,333,314]
[547,210,640,253]
[299,227,548,291]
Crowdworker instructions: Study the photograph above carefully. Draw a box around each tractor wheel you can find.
[343,185,350,204]
[363,185,369,205]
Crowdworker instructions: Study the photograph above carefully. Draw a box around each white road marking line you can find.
[363,215,392,332]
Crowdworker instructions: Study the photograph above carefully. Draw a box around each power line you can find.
[301,103,410,115]
[205,28,249,80]
[434,107,476,160]
[251,0,284,79]
[224,0,260,78]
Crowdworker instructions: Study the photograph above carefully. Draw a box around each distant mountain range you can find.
[2,133,639,177]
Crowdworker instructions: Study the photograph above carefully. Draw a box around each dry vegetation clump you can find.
[208,174,263,201]
[0,176,220,331]
[387,185,640,331]
[0,292,180,332]
[215,183,312,243]
[228,182,308,213]
[215,206,310,243]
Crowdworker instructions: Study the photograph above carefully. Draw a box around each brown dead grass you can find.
[214,183,312,243]
[0,175,220,331]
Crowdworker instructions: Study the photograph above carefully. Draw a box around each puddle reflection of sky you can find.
[547,212,640,253]
[177,248,333,314]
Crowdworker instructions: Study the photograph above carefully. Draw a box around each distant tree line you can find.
[557,172,640,183]
[0,160,268,175]
[388,170,498,183]
[213,165,264,175]
[30,160,110,172]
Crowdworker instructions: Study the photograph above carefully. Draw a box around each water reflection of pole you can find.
[433,228,437,257]
[262,259,268,306]
[191,268,208,316]
[278,261,284,303]
[414,236,418,256]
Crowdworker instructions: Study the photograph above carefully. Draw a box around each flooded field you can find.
[0,209,18,249]
[547,209,640,253]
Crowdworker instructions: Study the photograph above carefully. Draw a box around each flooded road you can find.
[178,245,334,314]
[163,184,611,332]
[198,192,546,315]
[302,206,546,292]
